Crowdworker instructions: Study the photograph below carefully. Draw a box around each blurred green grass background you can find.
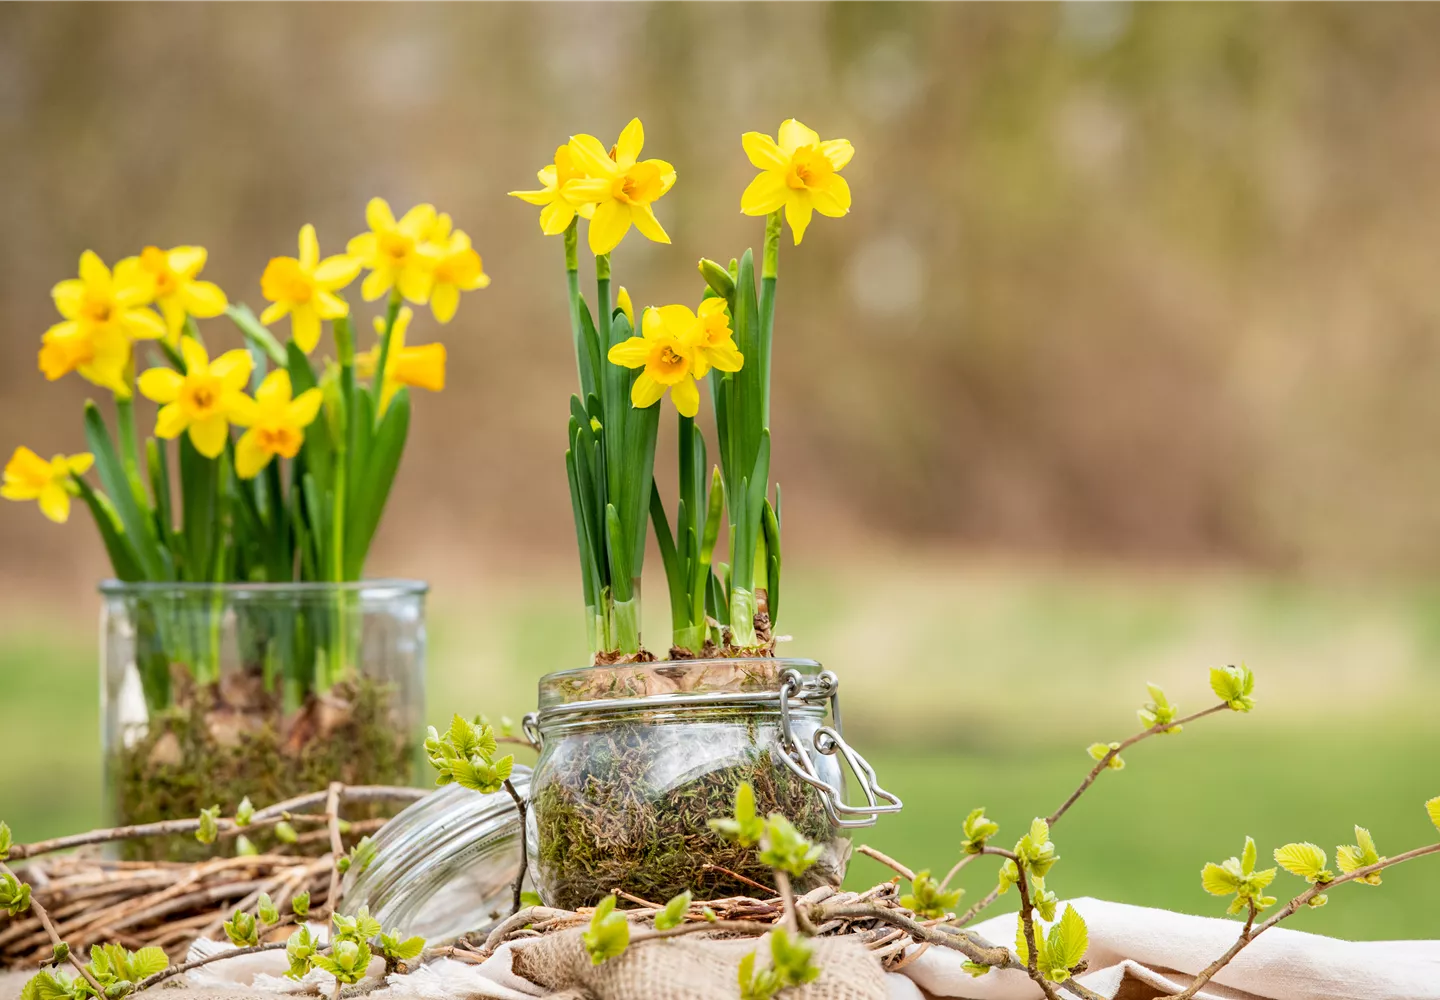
[3,562,1437,940]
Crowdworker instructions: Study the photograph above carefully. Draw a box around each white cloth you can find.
[175,897,1440,1000]
[903,897,1440,1000]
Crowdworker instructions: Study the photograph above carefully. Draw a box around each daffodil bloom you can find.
[607,305,718,418]
[126,245,229,344]
[616,286,634,327]
[1,447,93,524]
[356,307,446,415]
[564,119,676,256]
[348,198,440,304]
[41,251,166,396]
[421,215,490,324]
[508,145,595,235]
[260,225,361,353]
[227,370,324,479]
[690,297,744,378]
[137,338,253,458]
[740,119,853,245]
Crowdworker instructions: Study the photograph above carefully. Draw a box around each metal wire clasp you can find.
[775,668,903,829]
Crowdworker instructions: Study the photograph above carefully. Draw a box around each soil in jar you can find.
[532,716,842,910]
[111,671,415,861]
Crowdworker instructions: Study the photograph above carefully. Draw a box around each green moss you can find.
[531,719,844,910]
[110,675,415,862]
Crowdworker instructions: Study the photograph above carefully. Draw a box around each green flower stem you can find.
[369,290,403,420]
[730,586,759,647]
[612,595,640,655]
[113,393,150,515]
[329,315,361,688]
[760,211,782,426]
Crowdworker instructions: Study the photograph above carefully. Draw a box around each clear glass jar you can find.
[340,770,531,941]
[100,580,426,860]
[524,659,901,910]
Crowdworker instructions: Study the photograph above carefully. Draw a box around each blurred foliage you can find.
[8,4,1440,589]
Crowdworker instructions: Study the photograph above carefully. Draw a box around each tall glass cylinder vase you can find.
[100,580,426,860]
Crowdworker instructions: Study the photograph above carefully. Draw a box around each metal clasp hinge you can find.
[775,668,903,829]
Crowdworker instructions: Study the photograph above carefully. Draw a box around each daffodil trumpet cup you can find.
[6,201,487,858]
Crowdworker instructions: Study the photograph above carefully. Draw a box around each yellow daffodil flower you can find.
[421,215,490,324]
[607,304,719,418]
[740,119,854,245]
[137,338,253,459]
[1,446,93,524]
[41,251,166,397]
[227,370,324,479]
[690,297,744,378]
[348,198,440,304]
[508,145,595,235]
[126,245,229,345]
[616,286,634,327]
[356,307,446,415]
[564,119,676,256]
[260,225,361,354]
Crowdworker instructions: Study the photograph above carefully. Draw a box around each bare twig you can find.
[1,859,108,997]
[700,862,773,894]
[772,870,797,933]
[1046,704,1228,828]
[502,779,527,916]
[1167,842,1440,1000]
[628,919,774,944]
[856,845,914,881]
[810,902,1011,970]
[9,786,426,861]
[324,783,344,913]
[133,941,289,992]
[954,885,1001,927]
[938,852,979,892]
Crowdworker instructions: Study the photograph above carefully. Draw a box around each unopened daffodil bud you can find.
[698,258,735,298]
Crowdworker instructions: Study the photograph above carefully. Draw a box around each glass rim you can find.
[98,578,429,597]
[539,657,821,686]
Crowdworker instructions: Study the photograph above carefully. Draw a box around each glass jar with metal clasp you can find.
[521,658,901,910]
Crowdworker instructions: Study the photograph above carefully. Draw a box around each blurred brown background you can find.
[11,2,1440,591]
[3,2,1440,933]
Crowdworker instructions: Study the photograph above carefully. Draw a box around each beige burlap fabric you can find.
[508,930,891,1000]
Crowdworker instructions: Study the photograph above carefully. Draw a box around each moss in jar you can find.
[110,672,415,861]
[531,717,843,910]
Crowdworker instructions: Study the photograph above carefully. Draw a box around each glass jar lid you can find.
[535,657,826,709]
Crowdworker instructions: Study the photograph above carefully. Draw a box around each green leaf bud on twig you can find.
[195,806,221,846]
[311,939,371,985]
[234,835,257,858]
[582,895,629,965]
[0,821,11,861]
[1273,843,1333,884]
[1336,827,1384,885]
[0,871,31,916]
[257,893,280,926]
[285,926,319,980]
[757,815,823,877]
[223,910,258,947]
[959,808,999,854]
[1209,664,1256,712]
[1087,743,1125,770]
[291,891,310,919]
[332,906,381,943]
[654,890,691,931]
[234,797,254,827]
[1201,836,1278,915]
[708,783,765,847]
[274,821,298,844]
[899,870,963,919]
[1138,683,1181,733]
